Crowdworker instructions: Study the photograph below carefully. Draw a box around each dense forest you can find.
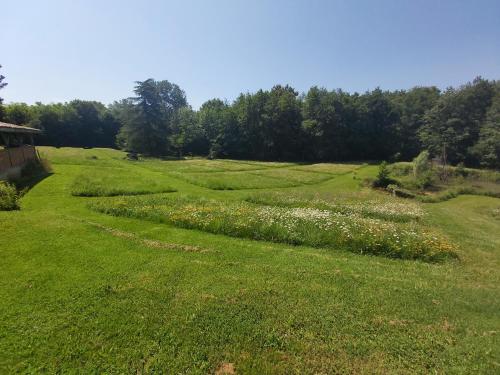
[0,65,499,168]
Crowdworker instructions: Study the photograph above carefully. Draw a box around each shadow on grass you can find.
[15,171,53,192]
[13,159,54,193]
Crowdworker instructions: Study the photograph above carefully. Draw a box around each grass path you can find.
[0,147,499,373]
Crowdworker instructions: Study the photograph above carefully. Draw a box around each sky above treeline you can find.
[1,0,499,109]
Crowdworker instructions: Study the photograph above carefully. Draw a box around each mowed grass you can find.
[38,146,127,167]
[0,147,499,374]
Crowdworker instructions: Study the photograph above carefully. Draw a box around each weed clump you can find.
[0,181,20,211]
[71,169,176,197]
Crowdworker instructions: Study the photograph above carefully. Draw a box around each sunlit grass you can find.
[89,194,456,261]
[171,171,299,190]
[143,158,272,173]
[38,146,126,166]
[249,168,333,184]
[1,147,499,373]
[71,168,176,196]
[245,191,425,222]
[291,162,361,174]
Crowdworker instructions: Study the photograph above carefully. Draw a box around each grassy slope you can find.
[0,147,498,374]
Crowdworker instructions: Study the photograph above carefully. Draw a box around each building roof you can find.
[0,121,41,134]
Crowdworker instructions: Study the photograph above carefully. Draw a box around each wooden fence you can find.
[0,145,38,172]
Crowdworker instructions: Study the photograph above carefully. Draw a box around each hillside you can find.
[0,147,499,373]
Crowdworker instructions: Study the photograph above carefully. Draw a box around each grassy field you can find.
[1,147,499,373]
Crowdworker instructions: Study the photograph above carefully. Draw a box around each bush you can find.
[372,162,395,188]
[415,171,435,189]
[455,162,466,177]
[0,181,20,211]
[413,151,430,178]
[389,163,413,176]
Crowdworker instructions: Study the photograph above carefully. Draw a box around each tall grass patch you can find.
[388,161,500,201]
[291,163,361,174]
[249,168,333,184]
[71,168,176,197]
[143,158,272,173]
[171,171,299,190]
[89,195,456,262]
[245,191,424,223]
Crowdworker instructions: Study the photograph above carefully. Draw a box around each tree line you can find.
[0,67,499,168]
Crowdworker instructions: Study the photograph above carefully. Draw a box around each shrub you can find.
[413,151,430,178]
[0,181,20,211]
[372,162,394,188]
[389,163,413,176]
[455,162,467,177]
[415,171,434,190]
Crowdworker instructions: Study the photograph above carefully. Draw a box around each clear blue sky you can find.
[1,0,499,108]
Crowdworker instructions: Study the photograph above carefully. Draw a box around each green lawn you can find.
[1,147,499,374]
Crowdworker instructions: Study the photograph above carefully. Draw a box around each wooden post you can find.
[6,148,13,167]
[1,133,10,147]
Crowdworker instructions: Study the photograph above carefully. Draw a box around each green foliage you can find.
[118,79,187,156]
[392,87,441,160]
[1,147,500,373]
[412,150,430,178]
[455,162,466,177]
[2,76,499,168]
[3,100,122,148]
[373,161,393,187]
[469,93,500,169]
[386,159,500,202]
[419,77,496,165]
[172,170,299,190]
[169,106,207,156]
[389,162,413,176]
[411,151,434,189]
[90,194,456,262]
[417,185,500,203]
[3,102,32,125]
[245,191,422,222]
[0,181,20,210]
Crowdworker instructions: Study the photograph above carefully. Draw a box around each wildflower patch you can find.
[89,195,456,262]
[245,192,425,222]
